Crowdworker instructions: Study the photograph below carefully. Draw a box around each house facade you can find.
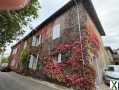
[9,0,106,89]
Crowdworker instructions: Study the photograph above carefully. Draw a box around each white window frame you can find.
[38,35,42,45]
[52,24,60,40]
[32,36,37,46]
[58,53,62,63]
[29,54,38,70]
[36,35,41,46]
[29,55,33,69]
[32,55,38,70]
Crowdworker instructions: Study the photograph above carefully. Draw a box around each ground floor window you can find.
[29,54,38,70]
[53,53,62,63]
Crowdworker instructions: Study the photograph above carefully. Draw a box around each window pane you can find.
[11,59,16,66]
[52,24,60,40]
[32,36,37,46]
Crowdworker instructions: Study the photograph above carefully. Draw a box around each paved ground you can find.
[97,83,110,90]
[0,71,110,90]
[0,72,58,90]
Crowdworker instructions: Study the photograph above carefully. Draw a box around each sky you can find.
[3,0,119,56]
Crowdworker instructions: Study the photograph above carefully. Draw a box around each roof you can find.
[105,46,114,54]
[12,0,105,48]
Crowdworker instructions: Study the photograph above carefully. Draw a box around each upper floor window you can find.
[32,36,37,46]
[32,35,42,46]
[52,24,60,40]
[36,35,42,46]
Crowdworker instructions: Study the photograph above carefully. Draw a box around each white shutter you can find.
[38,35,41,45]
[58,53,62,63]
[32,55,38,70]
[32,36,37,46]
[29,55,33,69]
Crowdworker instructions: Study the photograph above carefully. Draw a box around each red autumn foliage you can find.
[67,55,79,65]
[42,25,99,89]
[65,74,81,87]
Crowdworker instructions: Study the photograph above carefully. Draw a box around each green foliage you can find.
[0,0,39,48]
[20,48,29,70]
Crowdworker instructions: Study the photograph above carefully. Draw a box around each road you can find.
[0,72,57,90]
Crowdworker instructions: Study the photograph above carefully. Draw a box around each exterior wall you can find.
[80,4,108,85]
[9,2,106,89]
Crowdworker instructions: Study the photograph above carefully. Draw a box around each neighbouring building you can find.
[104,46,114,64]
[9,0,107,89]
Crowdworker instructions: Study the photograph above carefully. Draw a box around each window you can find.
[39,35,42,45]
[32,36,37,46]
[29,55,33,69]
[29,54,38,70]
[36,35,41,46]
[58,53,62,63]
[54,53,62,63]
[52,24,60,40]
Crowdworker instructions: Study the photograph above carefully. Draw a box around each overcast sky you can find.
[4,0,119,56]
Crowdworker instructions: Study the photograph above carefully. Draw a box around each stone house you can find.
[9,0,107,88]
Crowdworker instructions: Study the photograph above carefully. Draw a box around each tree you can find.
[0,0,39,48]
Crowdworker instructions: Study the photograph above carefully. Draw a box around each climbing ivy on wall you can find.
[20,48,29,71]
[42,19,100,90]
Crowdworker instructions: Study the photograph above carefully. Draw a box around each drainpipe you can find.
[73,0,85,65]
[73,0,100,90]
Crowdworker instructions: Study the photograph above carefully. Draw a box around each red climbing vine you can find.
[42,21,100,90]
